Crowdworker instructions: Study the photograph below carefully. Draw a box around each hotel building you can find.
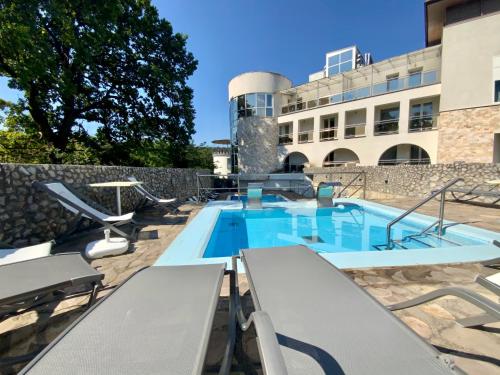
[227,0,500,173]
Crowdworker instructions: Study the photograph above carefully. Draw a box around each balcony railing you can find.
[408,114,439,132]
[374,119,399,136]
[281,69,440,115]
[323,160,358,167]
[298,130,313,143]
[344,123,366,138]
[278,135,293,145]
[319,128,338,141]
[379,158,431,165]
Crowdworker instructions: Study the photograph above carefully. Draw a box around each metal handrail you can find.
[386,177,463,249]
[337,171,365,198]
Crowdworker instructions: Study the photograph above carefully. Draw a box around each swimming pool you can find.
[155,199,500,270]
[228,194,287,203]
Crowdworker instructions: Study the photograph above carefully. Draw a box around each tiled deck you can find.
[0,199,499,374]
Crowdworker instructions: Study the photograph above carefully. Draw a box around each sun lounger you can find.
[19,264,235,375]
[0,253,103,317]
[238,245,464,375]
[316,181,341,207]
[127,176,179,212]
[0,241,52,266]
[33,180,138,241]
[448,181,500,205]
[388,268,500,328]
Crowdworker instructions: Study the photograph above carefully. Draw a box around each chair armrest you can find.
[250,311,288,375]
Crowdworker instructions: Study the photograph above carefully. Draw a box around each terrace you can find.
[1,197,499,375]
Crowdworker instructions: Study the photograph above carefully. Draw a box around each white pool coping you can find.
[154,198,500,271]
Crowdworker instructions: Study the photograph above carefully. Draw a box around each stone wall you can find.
[305,163,500,199]
[237,117,280,174]
[0,164,210,246]
[437,105,500,164]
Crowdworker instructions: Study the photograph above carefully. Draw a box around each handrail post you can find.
[438,190,446,236]
[363,171,366,199]
[196,174,200,202]
[237,174,240,196]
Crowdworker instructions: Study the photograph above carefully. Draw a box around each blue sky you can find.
[0,0,426,145]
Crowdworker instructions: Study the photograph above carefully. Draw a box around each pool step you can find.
[373,232,462,251]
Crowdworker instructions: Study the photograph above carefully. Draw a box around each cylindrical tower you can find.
[228,71,292,174]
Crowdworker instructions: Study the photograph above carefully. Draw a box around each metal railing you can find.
[408,114,439,132]
[298,130,313,143]
[306,171,367,199]
[281,69,440,115]
[385,177,463,249]
[195,173,315,201]
[319,128,338,141]
[278,135,293,145]
[378,158,431,165]
[374,119,399,135]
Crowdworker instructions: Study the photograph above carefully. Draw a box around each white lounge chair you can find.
[126,176,179,212]
[0,242,53,266]
[33,180,138,241]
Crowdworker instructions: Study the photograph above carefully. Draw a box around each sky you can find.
[0,0,426,145]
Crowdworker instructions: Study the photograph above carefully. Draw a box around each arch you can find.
[283,152,309,173]
[378,144,430,165]
[323,148,360,167]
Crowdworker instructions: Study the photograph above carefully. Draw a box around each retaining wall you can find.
[0,164,209,246]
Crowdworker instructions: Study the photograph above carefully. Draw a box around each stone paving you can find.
[0,199,499,374]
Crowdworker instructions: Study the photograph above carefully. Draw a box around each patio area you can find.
[0,199,499,375]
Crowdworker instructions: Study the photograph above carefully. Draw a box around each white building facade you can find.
[228,0,500,173]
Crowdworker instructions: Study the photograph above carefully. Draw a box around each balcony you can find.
[281,69,440,115]
[319,128,338,141]
[374,119,399,136]
[278,135,293,145]
[378,158,430,165]
[298,130,313,144]
[344,123,366,138]
[408,114,439,132]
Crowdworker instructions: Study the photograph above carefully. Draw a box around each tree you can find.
[0,0,197,164]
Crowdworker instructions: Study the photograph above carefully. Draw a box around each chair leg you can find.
[86,282,100,308]
[457,313,498,328]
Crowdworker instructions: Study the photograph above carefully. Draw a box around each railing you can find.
[278,135,293,145]
[374,119,399,135]
[319,128,338,141]
[298,130,313,143]
[323,161,357,167]
[344,123,366,138]
[378,158,431,165]
[195,173,316,201]
[385,177,464,249]
[281,69,440,115]
[306,171,367,199]
[408,114,439,132]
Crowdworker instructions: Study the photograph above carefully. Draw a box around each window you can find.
[495,81,500,102]
[327,49,353,77]
[408,70,422,88]
[410,102,435,132]
[278,123,293,145]
[230,93,273,120]
[320,116,338,141]
[375,107,400,135]
[386,74,400,92]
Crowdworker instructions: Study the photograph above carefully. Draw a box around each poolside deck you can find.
[0,199,499,374]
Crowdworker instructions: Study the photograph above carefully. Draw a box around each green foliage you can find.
[0,0,197,166]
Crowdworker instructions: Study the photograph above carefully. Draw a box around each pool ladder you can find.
[385,177,464,250]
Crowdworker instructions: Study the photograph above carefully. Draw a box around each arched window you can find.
[323,149,360,167]
[283,152,309,173]
[378,144,430,165]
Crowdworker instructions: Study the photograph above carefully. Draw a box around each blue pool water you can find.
[229,194,287,203]
[203,204,487,258]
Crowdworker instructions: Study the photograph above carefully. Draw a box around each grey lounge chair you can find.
[237,246,464,375]
[33,180,138,241]
[316,181,341,208]
[0,253,103,317]
[127,176,179,213]
[388,270,500,328]
[19,264,236,375]
[448,183,500,205]
[0,241,53,266]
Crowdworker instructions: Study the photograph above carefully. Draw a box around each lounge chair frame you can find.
[449,183,500,205]
[127,176,180,213]
[33,180,139,242]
